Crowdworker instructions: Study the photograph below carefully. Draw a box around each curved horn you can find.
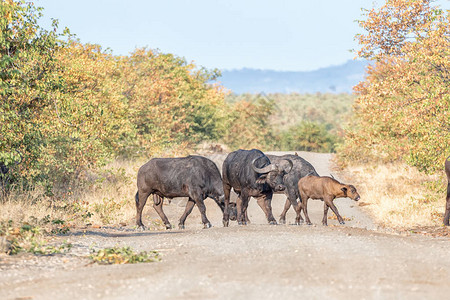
[251,156,276,174]
[282,159,293,173]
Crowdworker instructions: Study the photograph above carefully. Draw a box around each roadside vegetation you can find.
[337,0,450,229]
[0,220,72,255]
[339,163,446,229]
[89,246,160,265]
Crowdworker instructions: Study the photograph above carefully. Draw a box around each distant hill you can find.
[218,60,369,94]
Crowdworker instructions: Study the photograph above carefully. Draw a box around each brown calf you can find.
[298,176,360,226]
[444,156,450,226]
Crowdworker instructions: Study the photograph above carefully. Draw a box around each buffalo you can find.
[222,149,293,226]
[0,151,22,195]
[444,156,450,226]
[135,155,230,230]
[266,153,319,225]
[298,175,360,226]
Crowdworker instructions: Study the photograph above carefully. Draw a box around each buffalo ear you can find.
[341,187,348,194]
[256,174,268,185]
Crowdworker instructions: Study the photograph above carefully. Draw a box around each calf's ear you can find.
[256,174,268,185]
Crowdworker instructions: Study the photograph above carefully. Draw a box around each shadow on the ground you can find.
[66,228,181,238]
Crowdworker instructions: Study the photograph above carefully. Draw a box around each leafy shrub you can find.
[0,220,72,255]
[222,95,276,150]
[89,246,160,264]
[118,49,227,157]
[278,121,340,152]
[93,198,127,225]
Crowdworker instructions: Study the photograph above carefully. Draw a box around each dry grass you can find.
[339,162,447,229]
[1,158,153,229]
[0,145,193,231]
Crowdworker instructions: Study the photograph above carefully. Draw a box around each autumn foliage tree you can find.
[1,0,67,188]
[47,42,132,179]
[339,0,450,173]
[222,95,275,150]
[117,48,226,157]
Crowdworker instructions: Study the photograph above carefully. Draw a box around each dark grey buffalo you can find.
[135,155,228,230]
[222,149,293,226]
[266,153,319,225]
[444,156,450,226]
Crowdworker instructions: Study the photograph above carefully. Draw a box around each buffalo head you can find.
[252,156,293,192]
[216,194,237,221]
[227,202,237,221]
[342,185,360,201]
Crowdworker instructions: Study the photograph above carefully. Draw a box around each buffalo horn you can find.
[282,159,293,173]
[251,156,276,174]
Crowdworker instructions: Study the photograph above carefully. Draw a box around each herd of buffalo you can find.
[2,149,448,227]
[134,149,361,230]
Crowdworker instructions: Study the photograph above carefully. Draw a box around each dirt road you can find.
[1,152,450,299]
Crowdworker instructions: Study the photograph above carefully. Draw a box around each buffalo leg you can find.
[178,199,195,229]
[281,186,303,225]
[279,198,291,224]
[322,203,329,226]
[294,197,304,225]
[135,190,150,229]
[324,197,345,224]
[152,195,172,229]
[256,193,277,225]
[300,191,312,225]
[237,192,249,225]
[223,182,232,227]
[193,196,212,229]
[244,210,250,223]
[279,185,293,224]
[444,181,450,226]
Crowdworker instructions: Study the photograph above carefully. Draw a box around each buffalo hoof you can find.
[322,223,328,226]
[306,222,313,226]
[203,223,212,229]
[269,220,277,225]
[238,221,247,226]
[223,220,229,227]
[279,218,286,225]
[293,221,302,226]
[339,221,346,225]
[136,225,146,231]
[165,223,172,230]
[178,224,185,230]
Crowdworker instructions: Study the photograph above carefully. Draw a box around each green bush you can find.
[278,121,339,152]
[89,246,160,264]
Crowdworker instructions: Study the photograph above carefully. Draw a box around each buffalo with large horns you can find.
[222,149,293,226]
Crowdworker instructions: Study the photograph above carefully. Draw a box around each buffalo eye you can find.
[256,174,268,185]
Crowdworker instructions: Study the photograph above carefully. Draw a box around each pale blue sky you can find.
[36,0,450,71]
